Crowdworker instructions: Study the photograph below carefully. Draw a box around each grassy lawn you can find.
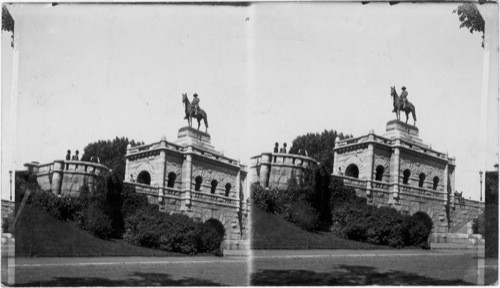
[251,203,389,250]
[14,204,181,257]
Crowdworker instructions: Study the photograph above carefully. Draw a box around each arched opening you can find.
[345,164,359,178]
[194,176,203,191]
[225,183,232,197]
[137,171,151,185]
[433,176,439,190]
[211,180,218,194]
[375,165,384,181]
[418,173,426,188]
[403,169,411,185]
[167,172,176,188]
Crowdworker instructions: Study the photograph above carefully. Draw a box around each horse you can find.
[182,93,209,132]
[390,86,417,126]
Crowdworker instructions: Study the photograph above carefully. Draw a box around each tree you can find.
[289,129,351,171]
[81,137,143,180]
[453,3,485,48]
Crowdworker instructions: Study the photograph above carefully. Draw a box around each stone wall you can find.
[249,153,319,189]
[24,160,110,196]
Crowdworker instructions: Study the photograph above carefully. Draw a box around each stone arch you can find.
[225,183,232,197]
[345,164,359,178]
[211,180,218,194]
[133,162,156,185]
[419,173,426,188]
[403,169,411,185]
[137,171,151,185]
[195,176,203,191]
[375,165,385,181]
[167,172,176,188]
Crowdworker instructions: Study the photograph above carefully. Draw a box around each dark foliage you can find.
[329,179,432,248]
[288,200,319,231]
[123,206,225,255]
[453,3,485,48]
[81,137,143,180]
[472,213,485,236]
[288,129,352,170]
[2,212,14,234]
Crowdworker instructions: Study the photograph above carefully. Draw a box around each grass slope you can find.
[14,204,181,257]
[251,204,388,250]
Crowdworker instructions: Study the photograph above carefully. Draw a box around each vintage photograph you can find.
[1,1,498,286]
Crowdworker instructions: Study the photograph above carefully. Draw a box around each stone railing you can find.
[371,180,391,191]
[190,190,239,207]
[251,152,318,168]
[124,181,240,208]
[190,146,241,167]
[399,183,445,199]
[336,135,369,147]
[25,160,110,176]
[127,141,185,155]
[340,175,367,189]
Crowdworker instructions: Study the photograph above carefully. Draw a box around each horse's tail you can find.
[204,113,209,128]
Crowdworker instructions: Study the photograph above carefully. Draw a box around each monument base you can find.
[175,126,216,152]
[383,120,427,146]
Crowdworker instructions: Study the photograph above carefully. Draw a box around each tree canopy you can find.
[289,129,352,171]
[81,137,143,180]
[453,3,485,48]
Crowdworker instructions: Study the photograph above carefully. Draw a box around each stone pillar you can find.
[125,144,131,181]
[181,146,193,209]
[236,169,241,201]
[366,130,375,198]
[51,160,64,196]
[159,137,167,187]
[391,140,401,202]
[259,153,272,188]
[333,137,339,174]
[443,163,449,205]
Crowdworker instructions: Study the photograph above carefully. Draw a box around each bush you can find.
[329,179,433,249]
[2,212,14,234]
[83,202,113,239]
[197,221,225,255]
[288,200,319,231]
[123,206,224,255]
[121,185,150,220]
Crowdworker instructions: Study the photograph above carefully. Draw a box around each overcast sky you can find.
[2,2,498,201]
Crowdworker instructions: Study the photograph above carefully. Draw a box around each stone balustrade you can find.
[24,160,111,196]
[125,181,240,208]
[250,152,319,189]
[399,183,446,199]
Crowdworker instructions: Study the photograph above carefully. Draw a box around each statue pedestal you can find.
[383,120,427,146]
[175,126,216,152]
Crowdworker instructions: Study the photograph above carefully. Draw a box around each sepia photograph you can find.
[1,1,498,286]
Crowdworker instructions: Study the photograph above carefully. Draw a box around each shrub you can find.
[197,221,225,255]
[83,202,113,239]
[2,212,14,234]
[251,184,276,213]
[411,211,433,233]
[121,185,149,219]
[288,200,319,231]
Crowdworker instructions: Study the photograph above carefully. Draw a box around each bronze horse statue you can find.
[390,86,417,125]
[182,93,209,132]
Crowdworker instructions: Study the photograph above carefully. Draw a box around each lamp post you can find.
[9,170,13,201]
[479,171,483,202]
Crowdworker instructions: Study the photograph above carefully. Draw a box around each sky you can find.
[2,2,498,201]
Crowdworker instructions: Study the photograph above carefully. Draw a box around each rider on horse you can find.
[191,93,200,117]
[400,86,408,109]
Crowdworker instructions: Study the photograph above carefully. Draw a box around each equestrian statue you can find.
[390,86,417,126]
[182,92,209,132]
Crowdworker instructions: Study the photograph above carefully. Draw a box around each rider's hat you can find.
[193,93,198,97]
[401,86,406,90]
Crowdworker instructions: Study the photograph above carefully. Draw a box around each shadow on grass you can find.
[14,272,224,286]
[250,264,475,286]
